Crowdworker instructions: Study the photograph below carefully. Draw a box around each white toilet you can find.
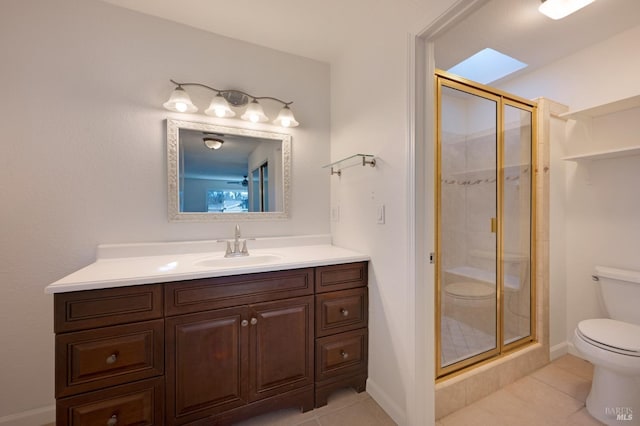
[573,266,640,426]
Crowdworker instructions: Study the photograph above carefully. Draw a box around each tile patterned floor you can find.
[234,388,395,426]
[437,354,603,426]
[234,354,602,426]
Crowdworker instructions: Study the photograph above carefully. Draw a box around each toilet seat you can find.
[444,282,495,300]
[577,318,640,357]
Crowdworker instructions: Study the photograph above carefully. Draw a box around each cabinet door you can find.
[166,307,248,425]
[249,296,314,402]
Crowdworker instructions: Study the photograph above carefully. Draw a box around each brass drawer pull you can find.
[107,414,118,426]
[340,350,349,359]
[106,353,118,365]
[340,308,349,317]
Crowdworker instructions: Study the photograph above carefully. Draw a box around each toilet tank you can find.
[596,266,640,325]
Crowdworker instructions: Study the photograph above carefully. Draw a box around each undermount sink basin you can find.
[193,254,282,269]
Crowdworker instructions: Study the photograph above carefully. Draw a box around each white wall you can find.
[329,1,461,424]
[501,25,640,352]
[0,0,330,421]
[548,114,568,354]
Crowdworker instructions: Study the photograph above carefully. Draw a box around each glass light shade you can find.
[204,94,235,118]
[163,86,197,113]
[203,138,223,150]
[539,0,596,20]
[241,100,269,123]
[273,105,299,127]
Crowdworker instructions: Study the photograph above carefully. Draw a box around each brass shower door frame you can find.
[434,70,537,379]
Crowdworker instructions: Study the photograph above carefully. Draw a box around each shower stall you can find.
[435,71,537,378]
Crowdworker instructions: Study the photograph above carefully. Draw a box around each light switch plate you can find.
[331,206,340,222]
[377,204,385,224]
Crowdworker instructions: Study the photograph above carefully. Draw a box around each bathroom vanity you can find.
[47,237,369,425]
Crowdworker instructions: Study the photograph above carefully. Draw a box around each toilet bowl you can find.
[573,266,640,426]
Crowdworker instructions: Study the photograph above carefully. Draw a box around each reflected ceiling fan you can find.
[227,175,248,187]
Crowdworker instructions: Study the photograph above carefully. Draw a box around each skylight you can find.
[447,48,527,85]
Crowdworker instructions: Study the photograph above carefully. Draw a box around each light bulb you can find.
[204,93,235,118]
[163,86,197,113]
[273,105,299,127]
[241,100,268,123]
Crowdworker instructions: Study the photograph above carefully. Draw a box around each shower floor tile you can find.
[441,315,495,366]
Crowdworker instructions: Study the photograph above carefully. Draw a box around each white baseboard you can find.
[550,341,569,360]
[565,341,584,359]
[0,405,55,426]
[550,339,586,361]
[366,378,407,425]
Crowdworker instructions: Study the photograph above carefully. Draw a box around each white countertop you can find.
[45,235,369,294]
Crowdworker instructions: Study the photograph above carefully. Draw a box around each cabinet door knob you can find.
[340,308,349,317]
[241,319,249,327]
[106,353,118,365]
[250,317,258,325]
[106,414,118,426]
[340,350,349,359]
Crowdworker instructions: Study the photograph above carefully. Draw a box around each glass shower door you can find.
[437,82,501,372]
[503,102,534,346]
[436,72,536,378]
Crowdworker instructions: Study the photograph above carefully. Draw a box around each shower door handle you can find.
[491,217,497,233]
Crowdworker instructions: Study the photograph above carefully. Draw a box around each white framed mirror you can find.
[167,119,291,221]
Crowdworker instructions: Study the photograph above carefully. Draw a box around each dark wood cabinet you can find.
[249,296,314,402]
[56,319,164,398]
[54,262,367,425]
[56,377,164,426]
[314,263,368,407]
[166,306,248,424]
[165,296,314,425]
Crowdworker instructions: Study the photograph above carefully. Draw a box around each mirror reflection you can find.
[167,119,291,221]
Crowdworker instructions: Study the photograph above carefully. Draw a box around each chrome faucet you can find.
[223,224,249,257]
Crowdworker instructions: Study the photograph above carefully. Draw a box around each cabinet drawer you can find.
[54,285,163,333]
[316,329,368,381]
[165,268,314,315]
[56,320,164,398]
[316,288,368,337]
[57,377,164,426]
[315,262,367,293]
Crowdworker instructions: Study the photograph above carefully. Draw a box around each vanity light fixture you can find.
[163,85,198,113]
[203,137,224,150]
[539,0,596,20]
[164,79,299,127]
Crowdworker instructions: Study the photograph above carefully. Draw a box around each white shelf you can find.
[322,154,376,176]
[559,94,640,120]
[562,145,640,162]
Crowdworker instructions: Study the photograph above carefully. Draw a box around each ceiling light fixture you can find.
[163,79,299,127]
[539,0,596,20]
[203,137,224,150]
